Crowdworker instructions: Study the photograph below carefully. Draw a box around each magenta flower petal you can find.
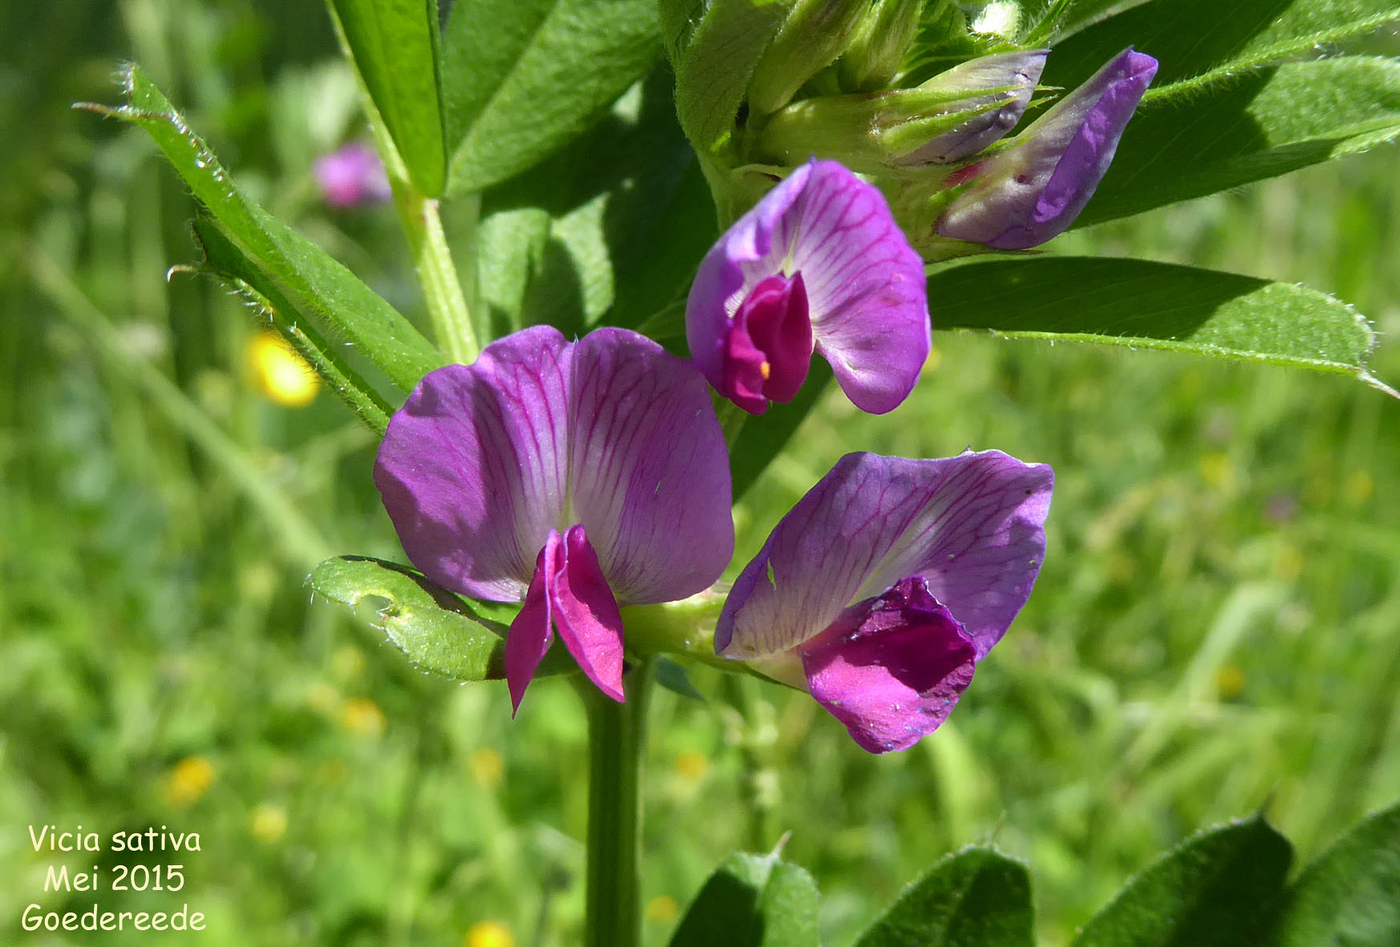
[566,328,734,605]
[375,328,571,602]
[718,451,1052,660]
[506,533,560,712]
[687,160,929,415]
[376,326,732,706]
[802,578,977,753]
[937,48,1157,249]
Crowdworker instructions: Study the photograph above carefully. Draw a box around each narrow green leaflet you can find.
[670,850,820,947]
[1079,58,1400,227]
[1040,0,1400,92]
[853,848,1034,947]
[930,257,1394,392]
[308,556,573,682]
[669,0,788,154]
[1071,816,1292,947]
[191,218,392,435]
[328,0,445,194]
[440,0,660,194]
[1263,801,1400,946]
[1025,0,1155,44]
[80,64,444,394]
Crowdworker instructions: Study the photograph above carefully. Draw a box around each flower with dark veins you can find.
[374,326,733,710]
[716,451,1053,753]
[937,47,1158,249]
[686,160,929,415]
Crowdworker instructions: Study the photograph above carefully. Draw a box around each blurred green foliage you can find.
[3,2,1399,945]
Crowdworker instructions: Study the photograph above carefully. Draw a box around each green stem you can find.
[394,186,479,364]
[580,659,653,947]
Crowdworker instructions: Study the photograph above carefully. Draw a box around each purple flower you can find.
[717,451,1053,753]
[315,142,392,208]
[686,160,929,415]
[937,47,1157,249]
[374,326,734,709]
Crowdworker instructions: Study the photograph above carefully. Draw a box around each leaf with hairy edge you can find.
[1079,58,1400,228]
[328,0,445,194]
[930,257,1395,393]
[854,848,1034,947]
[1025,0,1156,44]
[669,0,788,153]
[78,64,444,394]
[441,0,660,194]
[1040,0,1400,92]
[191,218,392,435]
[308,556,574,682]
[670,850,820,947]
[1071,815,1292,947]
[1262,801,1400,946]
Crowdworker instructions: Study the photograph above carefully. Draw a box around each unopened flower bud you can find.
[935,47,1157,250]
[747,0,868,117]
[838,0,926,92]
[756,50,1046,174]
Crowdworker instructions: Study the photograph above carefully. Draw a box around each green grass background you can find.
[3,2,1400,944]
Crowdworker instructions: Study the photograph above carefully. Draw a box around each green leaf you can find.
[1263,800,1400,946]
[930,257,1394,392]
[669,0,788,153]
[670,850,820,947]
[1041,0,1400,92]
[1026,0,1155,44]
[81,64,444,394]
[1071,815,1292,947]
[308,556,574,682]
[1079,58,1400,227]
[191,218,392,435]
[328,0,445,194]
[730,359,833,501]
[440,0,660,194]
[853,847,1034,947]
[654,656,706,702]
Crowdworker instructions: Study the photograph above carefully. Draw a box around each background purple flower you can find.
[686,160,929,415]
[937,48,1158,249]
[374,326,733,708]
[315,141,392,208]
[717,451,1053,752]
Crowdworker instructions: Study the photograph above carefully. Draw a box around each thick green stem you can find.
[580,660,652,947]
[394,186,479,364]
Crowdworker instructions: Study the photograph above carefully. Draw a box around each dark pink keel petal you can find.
[374,326,572,602]
[567,328,733,606]
[802,578,977,754]
[718,451,1052,661]
[550,525,625,702]
[505,532,561,713]
[721,273,813,413]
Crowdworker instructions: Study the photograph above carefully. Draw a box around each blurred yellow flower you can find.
[464,920,513,947]
[340,698,386,740]
[1215,665,1246,701]
[250,803,288,844]
[248,330,318,407]
[674,750,709,784]
[646,895,679,924]
[161,756,215,808]
[470,748,504,789]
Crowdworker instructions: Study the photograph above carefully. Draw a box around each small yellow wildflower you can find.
[248,330,318,407]
[250,803,288,844]
[464,920,513,947]
[161,756,215,808]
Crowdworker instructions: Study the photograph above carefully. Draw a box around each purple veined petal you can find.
[802,577,978,753]
[686,160,929,415]
[505,532,561,713]
[937,48,1157,250]
[550,525,626,702]
[896,50,1048,166]
[374,326,571,601]
[566,328,733,606]
[717,451,1052,661]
